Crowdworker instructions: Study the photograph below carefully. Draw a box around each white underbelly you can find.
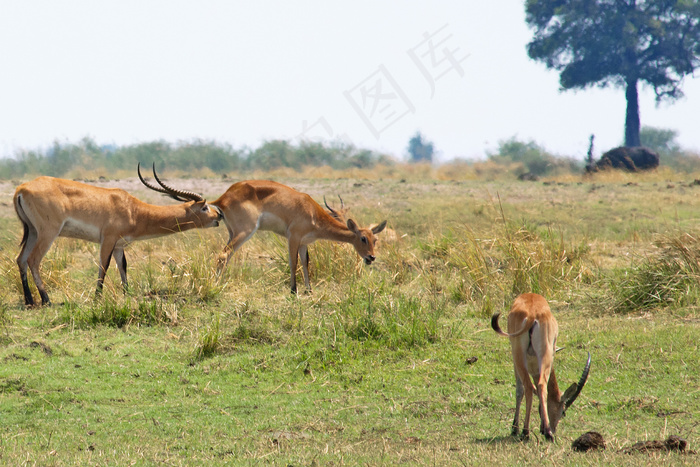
[257,212,288,236]
[59,218,102,243]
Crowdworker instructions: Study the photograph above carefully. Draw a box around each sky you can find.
[1,1,699,163]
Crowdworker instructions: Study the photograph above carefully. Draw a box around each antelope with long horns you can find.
[491,293,591,441]
[205,180,386,293]
[13,164,221,306]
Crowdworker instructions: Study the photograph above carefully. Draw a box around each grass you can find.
[0,170,698,464]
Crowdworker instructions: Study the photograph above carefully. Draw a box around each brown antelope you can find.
[491,293,591,441]
[205,181,386,293]
[324,196,400,245]
[13,164,221,306]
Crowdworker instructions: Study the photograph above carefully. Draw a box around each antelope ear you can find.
[562,382,579,403]
[346,219,360,234]
[372,220,387,234]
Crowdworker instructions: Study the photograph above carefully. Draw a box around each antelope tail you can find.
[491,312,535,338]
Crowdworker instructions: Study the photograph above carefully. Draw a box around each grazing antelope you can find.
[205,180,386,293]
[324,195,400,245]
[491,293,591,441]
[13,164,221,306]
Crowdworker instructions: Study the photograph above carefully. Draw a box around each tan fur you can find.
[14,176,220,306]
[211,180,387,293]
[492,293,588,441]
[325,197,400,246]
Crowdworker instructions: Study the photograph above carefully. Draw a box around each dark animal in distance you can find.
[590,146,659,172]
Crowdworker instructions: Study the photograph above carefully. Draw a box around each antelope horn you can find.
[150,163,204,202]
[138,163,201,202]
[324,196,339,217]
[564,352,591,410]
[324,195,345,219]
[138,162,171,196]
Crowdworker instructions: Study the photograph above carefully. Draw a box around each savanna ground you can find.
[0,166,698,465]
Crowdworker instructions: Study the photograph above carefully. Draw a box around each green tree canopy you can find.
[487,136,581,176]
[407,132,434,163]
[526,0,700,147]
[639,125,680,154]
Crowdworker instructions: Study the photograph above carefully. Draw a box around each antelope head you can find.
[346,218,386,265]
[138,162,222,228]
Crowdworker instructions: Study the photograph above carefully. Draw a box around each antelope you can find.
[13,164,221,306]
[324,196,400,245]
[203,180,386,293]
[491,293,591,441]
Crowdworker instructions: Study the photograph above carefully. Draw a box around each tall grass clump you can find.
[422,219,592,314]
[335,289,442,349]
[61,297,174,328]
[162,253,225,303]
[499,224,591,298]
[131,234,228,303]
[440,227,499,305]
[192,313,221,361]
[610,232,700,313]
[0,301,9,331]
[308,240,362,286]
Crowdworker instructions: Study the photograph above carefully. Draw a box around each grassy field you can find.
[0,168,698,465]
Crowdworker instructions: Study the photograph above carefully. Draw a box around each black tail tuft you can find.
[491,312,503,333]
[15,195,29,248]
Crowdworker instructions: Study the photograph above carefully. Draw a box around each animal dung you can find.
[572,431,606,452]
[623,436,689,454]
[573,433,692,454]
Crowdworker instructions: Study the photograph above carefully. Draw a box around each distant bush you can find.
[639,126,700,173]
[487,137,582,177]
[0,137,393,179]
[663,151,700,173]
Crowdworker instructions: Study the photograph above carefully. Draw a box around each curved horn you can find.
[324,195,345,220]
[564,352,591,410]
[324,195,339,218]
[150,163,204,202]
[138,162,173,197]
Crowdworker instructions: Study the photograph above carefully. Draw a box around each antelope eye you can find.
[361,236,368,244]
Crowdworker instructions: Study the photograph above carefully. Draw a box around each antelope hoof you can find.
[520,429,530,441]
[40,293,51,306]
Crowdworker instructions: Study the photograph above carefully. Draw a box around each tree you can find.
[526,1,700,147]
[639,125,680,154]
[407,132,434,163]
[487,136,581,176]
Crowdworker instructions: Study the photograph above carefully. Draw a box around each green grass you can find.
[0,173,698,464]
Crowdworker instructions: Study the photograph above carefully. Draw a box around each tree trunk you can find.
[625,78,641,147]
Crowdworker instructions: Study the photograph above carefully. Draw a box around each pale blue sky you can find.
[1,0,698,162]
